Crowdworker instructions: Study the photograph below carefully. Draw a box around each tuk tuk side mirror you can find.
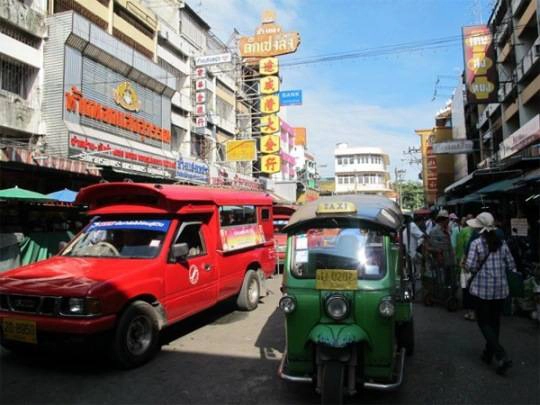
[171,243,189,261]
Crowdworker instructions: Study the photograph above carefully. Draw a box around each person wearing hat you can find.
[428,209,456,292]
[464,212,517,375]
[449,213,461,249]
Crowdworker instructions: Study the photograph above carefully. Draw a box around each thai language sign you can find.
[176,157,209,184]
[238,10,300,58]
[220,224,266,252]
[432,140,474,154]
[462,25,499,104]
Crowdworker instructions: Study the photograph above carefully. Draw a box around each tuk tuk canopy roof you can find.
[284,195,403,233]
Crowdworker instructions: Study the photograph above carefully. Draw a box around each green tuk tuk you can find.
[278,195,414,404]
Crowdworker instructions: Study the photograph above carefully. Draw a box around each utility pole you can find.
[394,168,406,207]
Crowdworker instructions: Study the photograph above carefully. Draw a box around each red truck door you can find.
[163,219,218,322]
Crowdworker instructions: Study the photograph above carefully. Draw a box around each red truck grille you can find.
[0,294,59,316]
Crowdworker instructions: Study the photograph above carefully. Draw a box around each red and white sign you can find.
[194,67,206,79]
[195,104,206,116]
[195,79,206,90]
[196,92,206,104]
[195,117,207,128]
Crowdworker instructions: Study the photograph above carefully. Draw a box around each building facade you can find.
[334,144,391,195]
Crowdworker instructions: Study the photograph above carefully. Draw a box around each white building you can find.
[334,143,391,195]
[0,0,47,148]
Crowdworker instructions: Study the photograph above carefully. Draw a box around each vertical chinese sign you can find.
[462,25,499,104]
[194,66,207,129]
[238,10,301,176]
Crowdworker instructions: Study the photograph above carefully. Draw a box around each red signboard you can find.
[220,224,266,252]
[462,25,499,104]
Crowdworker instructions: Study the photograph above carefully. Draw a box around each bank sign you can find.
[176,157,209,184]
[279,90,302,106]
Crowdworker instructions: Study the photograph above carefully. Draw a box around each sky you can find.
[186,0,494,180]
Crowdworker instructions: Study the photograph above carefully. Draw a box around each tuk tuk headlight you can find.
[279,295,296,314]
[325,295,349,321]
[378,297,395,318]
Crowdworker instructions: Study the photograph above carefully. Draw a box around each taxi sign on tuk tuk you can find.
[316,201,356,215]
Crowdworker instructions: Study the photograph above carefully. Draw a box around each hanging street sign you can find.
[260,76,280,94]
[260,154,281,174]
[260,95,280,114]
[225,140,257,162]
[195,53,232,66]
[279,90,303,106]
[260,134,281,154]
[432,139,474,154]
[259,57,279,75]
[260,114,280,134]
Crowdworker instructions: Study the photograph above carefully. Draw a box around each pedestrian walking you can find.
[465,212,516,375]
[402,213,425,280]
[449,213,460,249]
[428,209,455,289]
[456,214,475,320]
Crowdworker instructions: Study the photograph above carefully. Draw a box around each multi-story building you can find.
[291,128,319,203]
[334,143,391,195]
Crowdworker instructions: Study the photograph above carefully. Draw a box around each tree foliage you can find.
[399,181,425,210]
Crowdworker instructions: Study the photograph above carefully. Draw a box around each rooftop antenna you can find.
[472,0,483,24]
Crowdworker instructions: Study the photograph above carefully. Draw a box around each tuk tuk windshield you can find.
[290,227,385,280]
[62,219,171,258]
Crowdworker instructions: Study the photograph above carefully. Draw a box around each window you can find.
[174,223,206,257]
[261,208,270,221]
[349,157,354,164]
[338,177,343,184]
[220,206,256,226]
[0,57,35,98]
[337,157,342,165]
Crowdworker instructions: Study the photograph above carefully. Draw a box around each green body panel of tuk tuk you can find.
[282,235,410,381]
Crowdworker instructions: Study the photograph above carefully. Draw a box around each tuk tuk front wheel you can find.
[320,361,344,405]
[236,270,260,311]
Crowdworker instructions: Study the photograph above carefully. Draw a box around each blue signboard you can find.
[279,90,303,106]
[176,157,209,184]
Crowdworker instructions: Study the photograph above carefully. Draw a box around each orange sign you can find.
[260,114,280,134]
[260,154,281,174]
[65,86,171,144]
[294,127,306,145]
[239,10,300,58]
[260,76,279,95]
[259,57,279,75]
[261,134,280,154]
[260,95,280,114]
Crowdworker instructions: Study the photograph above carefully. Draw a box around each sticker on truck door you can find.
[189,265,200,285]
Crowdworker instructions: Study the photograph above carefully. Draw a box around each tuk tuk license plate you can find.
[316,269,358,290]
[2,318,37,344]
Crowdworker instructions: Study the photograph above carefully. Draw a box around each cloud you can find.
[190,0,301,41]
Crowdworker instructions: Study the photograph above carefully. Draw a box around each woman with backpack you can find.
[464,212,517,376]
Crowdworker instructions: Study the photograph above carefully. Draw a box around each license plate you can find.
[2,318,37,344]
[316,269,358,290]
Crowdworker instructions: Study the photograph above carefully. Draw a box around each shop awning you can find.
[0,186,54,202]
[476,178,519,194]
[447,193,495,205]
[46,188,78,203]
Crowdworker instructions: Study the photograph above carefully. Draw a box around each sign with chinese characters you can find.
[195,92,206,104]
[260,95,280,114]
[462,25,498,104]
[260,154,281,174]
[259,57,279,75]
[113,81,141,112]
[225,140,257,161]
[260,76,280,95]
[195,53,232,66]
[195,116,207,128]
[260,114,280,134]
[176,157,209,184]
[279,90,303,106]
[239,10,300,58]
[260,134,280,154]
[195,79,206,90]
[195,104,206,116]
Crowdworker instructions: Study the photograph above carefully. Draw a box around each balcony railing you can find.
[0,92,41,135]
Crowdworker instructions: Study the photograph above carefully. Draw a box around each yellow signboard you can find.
[225,140,257,162]
[260,95,280,114]
[315,269,358,290]
[260,114,280,134]
[238,10,300,58]
[316,201,357,215]
[259,57,279,75]
[260,154,281,174]
[260,134,280,154]
[260,76,280,95]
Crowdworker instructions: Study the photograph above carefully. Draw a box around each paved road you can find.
[1,275,539,404]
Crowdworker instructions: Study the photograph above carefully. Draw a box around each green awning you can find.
[476,178,519,194]
[0,186,53,202]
